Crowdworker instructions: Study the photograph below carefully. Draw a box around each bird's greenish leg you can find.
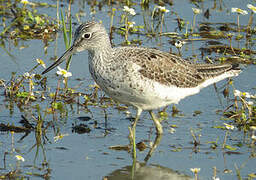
[149,110,163,135]
[130,108,142,159]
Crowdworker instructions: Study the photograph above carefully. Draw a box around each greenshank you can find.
[42,21,241,135]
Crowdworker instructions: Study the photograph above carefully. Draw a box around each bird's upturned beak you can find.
[42,45,76,75]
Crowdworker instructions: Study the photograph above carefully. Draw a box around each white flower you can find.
[247,101,254,106]
[20,0,29,4]
[36,58,46,68]
[247,4,256,13]
[23,72,30,78]
[233,90,253,98]
[123,6,136,16]
[175,40,186,48]
[250,126,256,140]
[157,6,170,13]
[212,177,220,180]
[231,8,248,15]
[149,141,153,148]
[243,92,252,98]
[56,66,72,78]
[127,21,135,28]
[15,155,25,162]
[20,0,35,5]
[192,8,202,14]
[190,168,201,173]
[252,134,256,140]
[250,126,256,130]
[124,110,132,118]
[54,133,69,142]
[169,127,176,134]
[224,123,235,130]
[234,89,241,97]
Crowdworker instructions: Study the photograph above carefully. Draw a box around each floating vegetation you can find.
[72,123,91,134]
[223,90,256,131]
[0,1,57,40]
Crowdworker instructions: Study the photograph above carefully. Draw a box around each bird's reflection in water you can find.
[104,135,193,180]
[104,162,193,180]
[143,134,162,162]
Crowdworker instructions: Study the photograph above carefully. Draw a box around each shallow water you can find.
[0,0,255,179]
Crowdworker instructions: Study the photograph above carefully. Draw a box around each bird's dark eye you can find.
[82,33,91,39]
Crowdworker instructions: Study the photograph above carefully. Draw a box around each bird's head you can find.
[42,21,109,75]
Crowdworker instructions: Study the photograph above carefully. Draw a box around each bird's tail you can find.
[197,63,241,88]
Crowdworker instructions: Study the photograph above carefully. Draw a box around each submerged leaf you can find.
[109,145,130,151]
[224,145,237,151]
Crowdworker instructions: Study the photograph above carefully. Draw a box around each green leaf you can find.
[60,9,73,72]
[38,2,48,6]
[34,16,42,24]
[159,111,168,117]
[171,147,182,152]
[68,16,72,47]
[225,145,237,151]
[61,10,68,49]
[66,15,73,71]
[27,11,34,21]
[16,92,30,98]
[248,173,256,178]
[52,102,63,111]
[170,124,178,128]
[212,125,226,130]
[16,92,36,100]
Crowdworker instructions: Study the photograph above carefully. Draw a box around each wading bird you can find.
[42,21,240,142]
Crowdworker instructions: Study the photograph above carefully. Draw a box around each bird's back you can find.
[112,46,240,88]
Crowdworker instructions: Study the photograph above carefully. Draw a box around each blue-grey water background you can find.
[0,0,255,179]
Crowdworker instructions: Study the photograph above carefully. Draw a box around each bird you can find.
[42,21,241,136]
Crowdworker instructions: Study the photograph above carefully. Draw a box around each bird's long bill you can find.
[42,45,76,75]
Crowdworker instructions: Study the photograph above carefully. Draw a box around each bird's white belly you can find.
[97,76,201,110]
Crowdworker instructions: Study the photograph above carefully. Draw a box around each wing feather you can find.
[115,47,239,88]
